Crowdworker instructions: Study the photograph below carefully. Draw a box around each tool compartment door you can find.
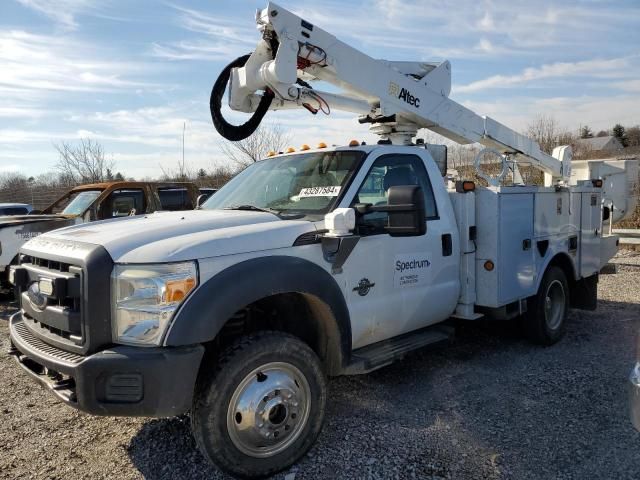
[580,191,602,277]
[498,193,535,304]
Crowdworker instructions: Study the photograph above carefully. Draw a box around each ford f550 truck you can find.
[6,4,639,478]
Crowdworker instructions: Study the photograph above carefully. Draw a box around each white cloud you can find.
[455,57,634,93]
[0,30,164,95]
[462,94,640,132]
[14,0,99,31]
[152,5,258,61]
[613,80,640,93]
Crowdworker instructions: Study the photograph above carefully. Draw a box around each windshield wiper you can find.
[224,204,305,220]
[224,204,281,216]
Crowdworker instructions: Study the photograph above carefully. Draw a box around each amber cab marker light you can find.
[266,150,276,157]
[454,180,476,193]
[348,139,359,147]
[300,144,310,151]
[484,260,495,271]
[317,142,327,148]
[286,147,296,153]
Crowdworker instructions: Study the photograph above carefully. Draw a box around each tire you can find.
[523,266,569,345]
[191,331,327,479]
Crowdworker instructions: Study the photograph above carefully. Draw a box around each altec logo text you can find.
[389,82,420,108]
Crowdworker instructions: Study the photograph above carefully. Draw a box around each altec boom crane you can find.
[213,2,572,183]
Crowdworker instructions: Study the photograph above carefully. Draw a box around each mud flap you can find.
[571,273,598,311]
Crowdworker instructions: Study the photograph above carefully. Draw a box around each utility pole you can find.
[182,121,186,176]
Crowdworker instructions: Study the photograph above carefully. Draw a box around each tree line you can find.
[1,117,638,199]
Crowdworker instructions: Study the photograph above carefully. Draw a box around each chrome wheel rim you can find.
[227,362,311,458]
[544,279,565,330]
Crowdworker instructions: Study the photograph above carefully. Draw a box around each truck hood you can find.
[35,209,316,263]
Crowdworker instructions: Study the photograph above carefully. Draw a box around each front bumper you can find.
[8,312,204,417]
[631,363,640,431]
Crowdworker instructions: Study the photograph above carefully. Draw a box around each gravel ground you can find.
[1,258,639,480]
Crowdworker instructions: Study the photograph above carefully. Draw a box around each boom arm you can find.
[222,2,571,182]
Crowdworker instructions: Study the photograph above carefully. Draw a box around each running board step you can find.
[343,324,454,375]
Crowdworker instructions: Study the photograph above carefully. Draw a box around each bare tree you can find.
[219,123,292,168]
[54,138,115,185]
[526,115,572,154]
[626,126,640,148]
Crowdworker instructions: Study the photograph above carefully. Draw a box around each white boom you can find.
[226,2,572,182]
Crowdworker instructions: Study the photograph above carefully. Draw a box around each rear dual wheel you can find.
[191,331,326,479]
[524,266,569,345]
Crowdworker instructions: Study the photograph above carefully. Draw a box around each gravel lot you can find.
[1,256,639,480]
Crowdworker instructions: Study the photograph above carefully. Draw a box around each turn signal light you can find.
[286,147,296,153]
[300,144,310,151]
[349,139,359,147]
[317,142,327,148]
[166,277,196,303]
[484,260,495,271]
[592,179,603,188]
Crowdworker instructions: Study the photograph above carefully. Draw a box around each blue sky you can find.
[1,0,639,178]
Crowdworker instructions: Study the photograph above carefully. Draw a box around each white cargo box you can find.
[474,185,602,308]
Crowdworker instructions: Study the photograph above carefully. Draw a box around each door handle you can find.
[441,233,452,257]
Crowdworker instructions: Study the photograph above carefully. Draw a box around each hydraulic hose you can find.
[210,54,274,141]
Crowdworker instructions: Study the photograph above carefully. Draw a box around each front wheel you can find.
[523,266,570,345]
[191,331,327,479]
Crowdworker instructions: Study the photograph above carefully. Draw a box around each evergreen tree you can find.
[612,124,628,147]
[579,125,593,139]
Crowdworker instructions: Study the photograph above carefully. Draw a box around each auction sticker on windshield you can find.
[394,253,431,288]
[298,186,341,197]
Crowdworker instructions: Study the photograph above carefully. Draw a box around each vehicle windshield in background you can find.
[158,188,193,211]
[202,150,365,219]
[60,190,102,215]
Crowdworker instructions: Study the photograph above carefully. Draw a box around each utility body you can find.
[6,3,638,478]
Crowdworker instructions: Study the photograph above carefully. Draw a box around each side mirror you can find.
[384,185,426,236]
[354,185,426,237]
[196,194,208,209]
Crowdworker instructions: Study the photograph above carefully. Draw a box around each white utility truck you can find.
[7,4,638,478]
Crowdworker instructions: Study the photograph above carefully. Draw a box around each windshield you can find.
[203,150,365,219]
[61,190,102,215]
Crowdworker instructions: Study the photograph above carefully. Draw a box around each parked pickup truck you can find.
[0,203,33,216]
[7,143,631,478]
[0,181,201,294]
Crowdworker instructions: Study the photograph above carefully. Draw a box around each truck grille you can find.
[19,254,84,346]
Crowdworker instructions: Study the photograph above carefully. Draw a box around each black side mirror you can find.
[354,185,426,237]
[602,206,610,222]
[196,194,208,209]
[384,185,426,236]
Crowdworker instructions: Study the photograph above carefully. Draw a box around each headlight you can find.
[112,262,198,346]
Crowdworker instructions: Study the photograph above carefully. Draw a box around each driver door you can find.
[341,151,459,350]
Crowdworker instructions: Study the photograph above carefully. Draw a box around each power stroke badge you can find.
[394,253,431,288]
